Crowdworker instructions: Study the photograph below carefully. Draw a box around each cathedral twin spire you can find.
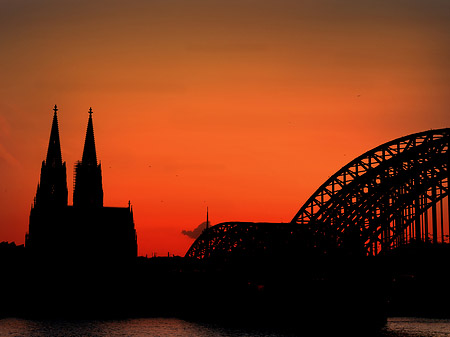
[34,104,68,208]
[28,106,137,261]
[35,105,103,209]
[46,105,63,168]
[74,106,103,208]
[81,107,98,167]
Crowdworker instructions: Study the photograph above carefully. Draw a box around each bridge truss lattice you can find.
[292,128,449,256]
[186,129,449,259]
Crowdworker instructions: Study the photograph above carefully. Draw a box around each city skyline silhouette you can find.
[0,104,448,333]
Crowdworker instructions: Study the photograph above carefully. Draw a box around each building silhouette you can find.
[26,105,137,262]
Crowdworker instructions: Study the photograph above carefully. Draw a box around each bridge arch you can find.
[185,222,303,259]
[291,128,449,255]
[186,129,449,259]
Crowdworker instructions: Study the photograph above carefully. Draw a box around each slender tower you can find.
[34,104,68,208]
[27,105,68,251]
[73,107,103,208]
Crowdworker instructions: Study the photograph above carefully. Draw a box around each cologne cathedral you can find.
[26,105,137,263]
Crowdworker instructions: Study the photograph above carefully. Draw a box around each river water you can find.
[0,317,449,336]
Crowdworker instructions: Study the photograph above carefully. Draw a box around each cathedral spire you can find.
[81,107,97,166]
[46,104,63,167]
[73,107,103,208]
[33,105,68,208]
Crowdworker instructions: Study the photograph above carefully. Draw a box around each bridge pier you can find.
[415,192,421,243]
[432,183,438,244]
[448,189,450,243]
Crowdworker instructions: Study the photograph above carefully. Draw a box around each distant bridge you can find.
[186,129,449,259]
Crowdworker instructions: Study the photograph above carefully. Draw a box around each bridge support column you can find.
[423,194,429,243]
[440,197,445,243]
[415,195,421,243]
[432,183,438,244]
[448,144,450,244]
[448,193,450,244]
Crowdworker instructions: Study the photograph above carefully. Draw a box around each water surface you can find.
[1,317,450,336]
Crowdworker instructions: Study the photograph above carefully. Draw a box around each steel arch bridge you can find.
[186,129,449,259]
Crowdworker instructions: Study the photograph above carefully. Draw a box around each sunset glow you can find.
[0,0,449,256]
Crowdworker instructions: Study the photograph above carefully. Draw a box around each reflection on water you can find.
[1,317,450,337]
[0,318,292,337]
[381,317,450,337]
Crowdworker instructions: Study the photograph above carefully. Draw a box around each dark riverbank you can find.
[0,245,386,333]
[2,242,450,333]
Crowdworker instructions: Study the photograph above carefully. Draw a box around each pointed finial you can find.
[88,107,93,117]
[53,104,58,114]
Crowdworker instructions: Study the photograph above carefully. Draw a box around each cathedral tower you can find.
[27,105,68,253]
[27,105,137,261]
[73,107,103,208]
[34,105,68,208]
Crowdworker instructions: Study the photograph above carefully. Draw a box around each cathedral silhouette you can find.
[26,105,137,263]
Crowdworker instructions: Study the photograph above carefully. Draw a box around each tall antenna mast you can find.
[206,206,209,230]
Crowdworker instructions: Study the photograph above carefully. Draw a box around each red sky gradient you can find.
[0,0,449,256]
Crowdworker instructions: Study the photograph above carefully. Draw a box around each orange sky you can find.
[0,0,449,256]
